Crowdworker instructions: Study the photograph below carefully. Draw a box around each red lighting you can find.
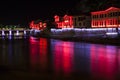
[39,38,48,71]
[90,45,119,80]
[29,20,47,30]
[29,37,40,71]
[29,37,48,72]
[54,14,73,28]
[91,7,120,28]
[53,41,74,76]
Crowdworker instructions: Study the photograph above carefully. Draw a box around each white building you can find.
[73,15,91,28]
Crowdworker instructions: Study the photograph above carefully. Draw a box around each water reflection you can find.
[39,38,48,71]
[29,37,48,72]
[74,42,91,74]
[90,45,120,80]
[1,37,120,80]
[0,38,28,69]
[51,39,74,76]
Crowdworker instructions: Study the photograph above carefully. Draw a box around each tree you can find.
[74,0,120,13]
[0,24,4,29]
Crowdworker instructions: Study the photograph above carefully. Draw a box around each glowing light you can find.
[8,35,12,39]
[106,32,118,35]
[16,30,19,36]
[9,30,12,35]
[2,30,5,36]
[24,30,26,35]
[29,37,40,71]
[52,40,73,75]
[90,45,119,80]
[29,20,47,30]
[54,15,73,28]
[91,7,120,28]
[39,38,48,70]
[64,20,69,23]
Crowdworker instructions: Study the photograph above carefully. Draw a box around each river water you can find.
[0,36,120,80]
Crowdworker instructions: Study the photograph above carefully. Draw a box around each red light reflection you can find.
[29,37,40,71]
[63,42,73,74]
[90,45,119,80]
[29,37,48,72]
[39,38,47,71]
[53,41,74,76]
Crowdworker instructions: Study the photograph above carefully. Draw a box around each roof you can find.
[91,6,120,14]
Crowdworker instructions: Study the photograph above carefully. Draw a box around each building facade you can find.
[54,14,73,28]
[91,7,120,28]
[29,20,47,30]
[73,15,91,28]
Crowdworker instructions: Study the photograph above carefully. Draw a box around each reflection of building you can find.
[54,14,73,28]
[51,39,73,74]
[73,15,91,28]
[29,20,47,30]
[29,37,48,72]
[91,7,120,28]
[90,45,118,80]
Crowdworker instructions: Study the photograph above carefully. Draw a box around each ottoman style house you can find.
[91,7,120,28]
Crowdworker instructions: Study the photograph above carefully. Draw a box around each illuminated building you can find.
[91,7,120,28]
[29,20,47,30]
[54,14,73,28]
[73,15,91,28]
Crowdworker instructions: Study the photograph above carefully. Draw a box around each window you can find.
[79,23,81,26]
[105,14,107,17]
[96,15,98,18]
[83,22,85,26]
[78,17,85,21]
[119,12,120,16]
[110,20,112,25]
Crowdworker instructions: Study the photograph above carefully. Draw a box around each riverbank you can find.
[49,28,120,46]
[48,35,120,46]
[31,31,120,46]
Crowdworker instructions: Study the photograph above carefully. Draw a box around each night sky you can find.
[0,0,79,26]
[0,0,120,26]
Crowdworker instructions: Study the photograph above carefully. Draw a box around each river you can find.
[0,36,120,80]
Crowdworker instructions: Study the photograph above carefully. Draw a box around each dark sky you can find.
[0,0,79,26]
[1,0,119,26]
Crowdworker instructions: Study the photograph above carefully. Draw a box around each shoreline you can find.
[47,35,120,46]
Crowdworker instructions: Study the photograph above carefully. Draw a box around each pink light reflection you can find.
[63,42,74,74]
[39,38,48,71]
[29,37,40,72]
[90,45,119,80]
[53,41,74,76]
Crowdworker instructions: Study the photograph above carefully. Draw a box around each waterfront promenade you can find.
[50,28,120,46]
[0,28,30,37]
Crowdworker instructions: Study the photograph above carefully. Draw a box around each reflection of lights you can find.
[90,45,118,80]
[8,35,12,40]
[2,36,5,39]
[29,37,39,44]
[39,38,47,70]
[29,37,48,72]
[106,32,118,35]
[24,30,26,35]
[63,42,73,74]
[9,30,12,35]
[2,30,5,36]
[29,37,39,71]
[52,40,74,75]
[16,30,19,35]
